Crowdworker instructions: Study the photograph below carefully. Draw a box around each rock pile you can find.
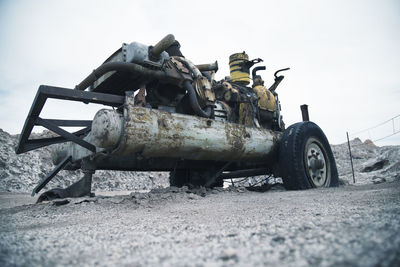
[0,129,169,193]
[332,138,400,185]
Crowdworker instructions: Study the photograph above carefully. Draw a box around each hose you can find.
[173,57,213,118]
[75,62,166,91]
[183,80,212,118]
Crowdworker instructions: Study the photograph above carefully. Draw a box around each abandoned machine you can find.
[16,34,338,201]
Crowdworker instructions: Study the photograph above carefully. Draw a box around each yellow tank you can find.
[252,85,275,112]
[229,52,250,85]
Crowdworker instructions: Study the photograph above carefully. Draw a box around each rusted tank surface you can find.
[89,100,281,163]
[52,98,281,165]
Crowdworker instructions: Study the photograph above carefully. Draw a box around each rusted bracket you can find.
[16,85,125,154]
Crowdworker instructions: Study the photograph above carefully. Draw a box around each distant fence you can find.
[346,114,399,183]
[348,114,400,144]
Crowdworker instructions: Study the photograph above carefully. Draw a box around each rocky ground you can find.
[0,129,399,266]
[0,181,399,266]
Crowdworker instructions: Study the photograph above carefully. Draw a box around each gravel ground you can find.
[1,181,400,267]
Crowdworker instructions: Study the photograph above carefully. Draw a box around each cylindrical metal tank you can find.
[90,103,281,163]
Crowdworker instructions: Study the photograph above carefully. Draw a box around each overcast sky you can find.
[0,0,399,145]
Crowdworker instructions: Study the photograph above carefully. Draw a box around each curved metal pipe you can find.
[252,66,266,79]
[274,67,290,79]
[151,34,175,59]
[196,61,218,72]
[201,71,212,81]
[175,57,202,78]
[183,80,212,118]
[75,62,166,91]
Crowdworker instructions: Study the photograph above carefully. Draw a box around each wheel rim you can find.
[304,138,330,187]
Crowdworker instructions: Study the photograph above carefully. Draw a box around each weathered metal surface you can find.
[196,61,218,72]
[51,108,124,163]
[91,109,123,149]
[134,86,146,107]
[51,132,104,163]
[252,85,275,112]
[238,103,254,126]
[15,34,297,197]
[150,34,175,60]
[193,76,215,106]
[87,38,171,94]
[88,100,281,162]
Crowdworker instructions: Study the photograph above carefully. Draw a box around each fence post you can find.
[346,132,356,184]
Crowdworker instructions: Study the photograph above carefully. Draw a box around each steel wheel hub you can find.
[305,139,327,187]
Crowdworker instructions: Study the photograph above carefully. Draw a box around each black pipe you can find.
[183,80,212,118]
[220,168,270,179]
[252,66,266,79]
[274,67,290,79]
[300,104,309,121]
[201,71,212,81]
[75,62,166,91]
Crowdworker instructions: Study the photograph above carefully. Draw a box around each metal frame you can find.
[16,85,125,154]
[31,156,72,196]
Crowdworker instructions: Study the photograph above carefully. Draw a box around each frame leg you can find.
[37,169,95,203]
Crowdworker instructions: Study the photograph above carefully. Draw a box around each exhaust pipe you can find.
[75,34,176,91]
[75,62,166,91]
[149,34,176,60]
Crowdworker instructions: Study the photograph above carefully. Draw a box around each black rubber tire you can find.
[279,121,339,190]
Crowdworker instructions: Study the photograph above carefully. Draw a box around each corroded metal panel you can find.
[54,100,282,165]
[89,100,281,162]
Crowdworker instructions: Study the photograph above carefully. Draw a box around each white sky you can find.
[0,0,399,145]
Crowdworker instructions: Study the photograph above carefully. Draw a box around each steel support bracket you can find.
[31,156,72,196]
[16,85,125,154]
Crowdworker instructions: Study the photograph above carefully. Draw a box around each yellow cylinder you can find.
[229,52,250,85]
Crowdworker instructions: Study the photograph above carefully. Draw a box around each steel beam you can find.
[31,156,72,196]
[35,118,96,152]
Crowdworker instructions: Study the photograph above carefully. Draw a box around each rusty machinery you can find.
[16,34,338,201]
